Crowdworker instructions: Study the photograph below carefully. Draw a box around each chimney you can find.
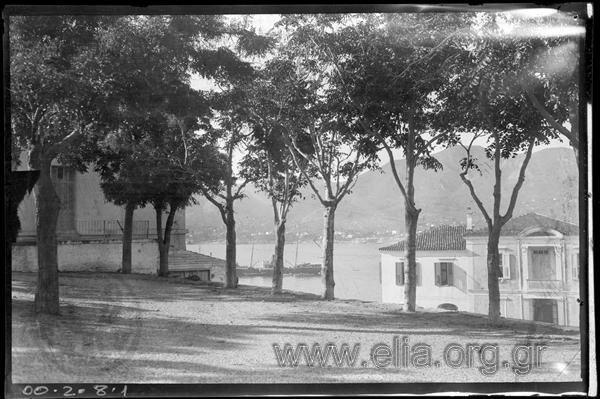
[466,207,473,231]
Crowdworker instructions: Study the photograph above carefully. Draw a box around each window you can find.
[395,261,421,287]
[395,262,404,286]
[498,252,511,280]
[572,252,579,280]
[435,262,453,286]
[529,248,555,280]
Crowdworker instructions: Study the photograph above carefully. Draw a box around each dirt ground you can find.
[10,272,582,384]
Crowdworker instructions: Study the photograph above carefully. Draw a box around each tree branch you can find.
[233,177,250,199]
[283,137,326,205]
[199,185,227,224]
[520,81,577,146]
[459,137,491,228]
[501,136,535,224]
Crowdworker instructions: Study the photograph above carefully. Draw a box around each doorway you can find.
[532,299,558,324]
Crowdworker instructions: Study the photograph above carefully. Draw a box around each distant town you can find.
[187,228,406,245]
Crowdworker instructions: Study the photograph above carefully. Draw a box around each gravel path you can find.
[11,272,581,383]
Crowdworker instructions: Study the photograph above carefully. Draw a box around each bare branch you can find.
[233,177,251,199]
[283,137,326,205]
[458,138,491,228]
[415,131,447,157]
[199,185,227,224]
[501,137,536,224]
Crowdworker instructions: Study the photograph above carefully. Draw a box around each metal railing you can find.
[76,220,150,238]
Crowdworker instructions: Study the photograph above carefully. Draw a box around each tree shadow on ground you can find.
[256,310,580,341]
[11,272,581,384]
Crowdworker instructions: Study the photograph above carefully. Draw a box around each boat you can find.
[237,261,322,276]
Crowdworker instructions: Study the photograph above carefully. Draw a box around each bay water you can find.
[187,241,387,302]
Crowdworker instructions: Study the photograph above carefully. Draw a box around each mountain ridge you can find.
[186,146,579,239]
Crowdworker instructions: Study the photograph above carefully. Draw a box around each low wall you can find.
[210,264,226,284]
[11,240,159,274]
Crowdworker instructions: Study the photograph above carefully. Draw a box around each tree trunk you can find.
[157,204,177,277]
[272,221,286,294]
[403,207,420,312]
[402,120,421,312]
[155,204,174,277]
[321,203,336,300]
[486,228,502,323]
[31,154,61,314]
[121,202,135,274]
[224,202,237,288]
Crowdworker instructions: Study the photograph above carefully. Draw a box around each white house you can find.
[379,213,580,326]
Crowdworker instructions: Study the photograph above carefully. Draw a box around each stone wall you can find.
[11,240,159,274]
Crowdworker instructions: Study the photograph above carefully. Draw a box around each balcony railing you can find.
[526,279,563,291]
[76,220,150,238]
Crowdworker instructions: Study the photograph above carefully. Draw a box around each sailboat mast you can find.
[294,232,299,267]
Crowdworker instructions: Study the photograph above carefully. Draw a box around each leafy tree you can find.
[501,11,585,167]
[96,145,149,274]
[239,60,310,294]
[196,18,275,288]
[137,121,223,276]
[87,15,232,275]
[197,90,253,288]
[10,15,111,314]
[272,16,379,299]
[283,106,375,301]
[433,12,555,323]
[306,13,462,311]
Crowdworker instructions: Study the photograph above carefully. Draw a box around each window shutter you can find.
[502,254,511,280]
[434,263,441,286]
[396,262,404,286]
[416,263,422,286]
[448,263,454,286]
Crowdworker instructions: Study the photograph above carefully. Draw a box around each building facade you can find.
[12,159,226,283]
[379,213,580,326]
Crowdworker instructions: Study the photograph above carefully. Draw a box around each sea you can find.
[187,241,387,302]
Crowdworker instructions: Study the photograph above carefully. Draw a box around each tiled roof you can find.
[379,225,467,252]
[464,212,579,237]
[379,213,578,253]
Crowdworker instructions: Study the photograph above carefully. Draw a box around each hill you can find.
[186,146,579,241]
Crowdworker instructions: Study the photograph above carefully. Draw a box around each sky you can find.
[191,12,574,166]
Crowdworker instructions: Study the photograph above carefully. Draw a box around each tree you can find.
[197,91,253,288]
[273,15,380,300]
[10,16,110,314]
[305,13,462,311]
[130,117,223,277]
[501,11,585,167]
[434,12,555,323]
[196,18,275,288]
[96,147,148,274]
[87,15,229,275]
[239,60,310,294]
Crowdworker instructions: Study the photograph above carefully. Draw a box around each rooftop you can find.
[379,213,578,253]
[379,225,467,252]
[464,212,579,237]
